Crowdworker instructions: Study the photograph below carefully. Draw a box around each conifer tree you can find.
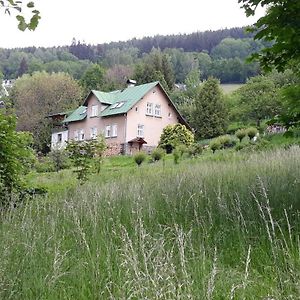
[192,77,227,139]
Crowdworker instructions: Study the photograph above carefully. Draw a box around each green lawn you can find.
[1,146,300,299]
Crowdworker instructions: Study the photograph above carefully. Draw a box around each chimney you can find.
[127,79,136,88]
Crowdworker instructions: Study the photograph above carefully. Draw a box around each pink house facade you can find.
[51,81,190,155]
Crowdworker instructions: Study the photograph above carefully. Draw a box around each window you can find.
[90,127,97,139]
[146,102,153,115]
[79,129,85,141]
[112,124,118,137]
[168,112,172,119]
[105,125,111,138]
[91,105,98,117]
[110,103,118,109]
[137,124,144,137]
[154,104,161,117]
[116,102,124,108]
[74,130,79,141]
[57,133,62,143]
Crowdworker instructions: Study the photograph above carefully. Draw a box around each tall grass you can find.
[1,147,300,299]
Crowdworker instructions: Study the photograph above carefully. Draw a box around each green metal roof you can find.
[100,81,159,117]
[91,90,119,105]
[63,106,87,123]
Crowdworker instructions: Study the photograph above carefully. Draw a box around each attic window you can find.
[111,102,125,109]
[80,108,87,115]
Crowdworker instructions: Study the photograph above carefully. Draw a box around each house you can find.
[50,81,190,155]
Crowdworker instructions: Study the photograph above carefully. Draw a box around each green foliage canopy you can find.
[159,124,194,153]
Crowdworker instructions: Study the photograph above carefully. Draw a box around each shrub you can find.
[173,148,180,164]
[48,150,70,172]
[151,148,165,162]
[176,144,187,157]
[235,129,247,142]
[133,152,147,166]
[35,157,55,173]
[159,124,194,153]
[209,139,221,153]
[187,143,203,157]
[246,127,258,140]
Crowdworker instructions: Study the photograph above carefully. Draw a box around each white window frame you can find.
[105,125,111,138]
[91,105,98,117]
[137,124,144,138]
[112,124,118,137]
[57,133,62,143]
[74,130,79,141]
[79,129,85,141]
[90,127,97,139]
[146,102,153,115]
[154,104,161,117]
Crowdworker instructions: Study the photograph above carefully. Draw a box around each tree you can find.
[158,124,194,153]
[192,77,227,139]
[66,137,107,183]
[237,75,281,127]
[0,0,40,31]
[11,71,82,153]
[17,57,28,77]
[80,64,107,95]
[239,0,300,73]
[0,112,35,207]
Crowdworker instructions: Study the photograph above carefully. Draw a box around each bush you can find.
[48,150,71,172]
[187,143,203,157]
[215,135,237,149]
[133,152,147,166]
[209,140,221,153]
[173,148,180,164]
[151,148,165,162]
[35,157,55,173]
[246,127,258,140]
[159,124,194,153]
[235,129,247,142]
[176,144,187,157]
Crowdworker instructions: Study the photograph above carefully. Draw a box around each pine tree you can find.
[17,57,28,77]
[192,77,227,139]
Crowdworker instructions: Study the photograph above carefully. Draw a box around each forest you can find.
[0,26,268,85]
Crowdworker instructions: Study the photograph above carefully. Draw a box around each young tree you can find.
[192,77,227,139]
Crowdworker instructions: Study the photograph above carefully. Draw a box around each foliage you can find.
[151,148,165,162]
[133,151,147,167]
[239,0,300,73]
[209,139,221,153]
[11,71,82,153]
[246,127,258,140]
[66,137,106,183]
[236,76,281,127]
[0,113,35,207]
[79,64,107,95]
[235,128,247,142]
[187,143,203,157]
[192,77,228,139]
[0,0,40,31]
[172,148,180,164]
[158,124,194,154]
[48,150,70,172]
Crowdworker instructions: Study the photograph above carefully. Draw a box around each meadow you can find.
[1,146,300,299]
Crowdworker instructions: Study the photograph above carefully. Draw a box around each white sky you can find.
[0,0,265,48]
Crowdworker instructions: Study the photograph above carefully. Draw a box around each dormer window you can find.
[91,105,98,117]
[110,102,125,109]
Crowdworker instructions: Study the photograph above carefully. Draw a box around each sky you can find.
[0,0,265,48]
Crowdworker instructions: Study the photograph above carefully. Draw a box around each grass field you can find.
[1,146,300,299]
[220,83,244,94]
